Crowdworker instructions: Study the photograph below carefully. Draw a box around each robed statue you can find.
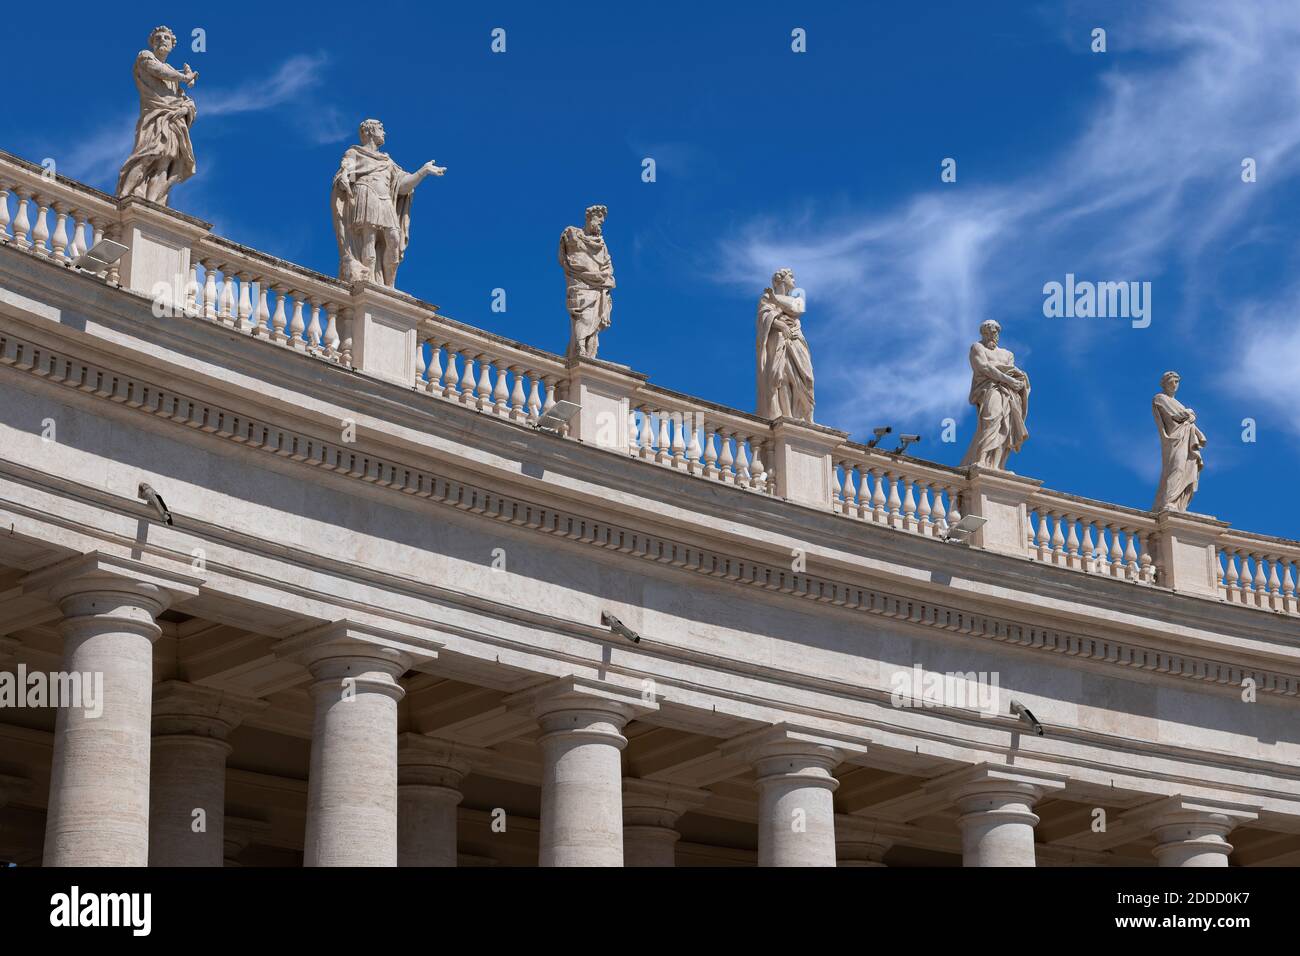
[116,26,198,206]
[1152,371,1206,512]
[331,119,445,286]
[559,205,615,360]
[960,320,1030,470]
[755,268,815,421]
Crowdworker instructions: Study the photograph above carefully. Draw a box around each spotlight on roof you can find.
[536,400,581,434]
[1010,699,1045,736]
[865,426,892,448]
[941,513,986,545]
[138,482,174,526]
[73,238,129,275]
[892,434,922,455]
[601,611,640,644]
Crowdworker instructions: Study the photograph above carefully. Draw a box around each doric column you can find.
[397,734,493,867]
[149,681,265,867]
[835,814,898,867]
[721,724,867,867]
[275,622,435,867]
[933,764,1066,867]
[622,779,709,867]
[507,676,658,867]
[1122,796,1258,867]
[23,554,202,867]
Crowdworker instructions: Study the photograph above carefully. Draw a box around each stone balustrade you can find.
[629,389,774,494]
[0,152,119,277]
[416,321,567,427]
[4,146,1299,618]
[1217,534,1300,614]
[834,446,965,537]
[1026,492,1158,584]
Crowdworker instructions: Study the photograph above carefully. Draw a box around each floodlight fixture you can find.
[536,400,581,434]
[942,513,986,544]
[73,238,129,275]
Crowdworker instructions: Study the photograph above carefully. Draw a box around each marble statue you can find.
[755,268,815,421]
[1152,371,1206,512]
[960,320,1030,470]
[331,119,445,287]
[559,205,615,359]
[116,26,198,206]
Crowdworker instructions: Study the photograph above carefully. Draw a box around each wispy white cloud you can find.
[203,53,330,117]
[717,0,1300,440]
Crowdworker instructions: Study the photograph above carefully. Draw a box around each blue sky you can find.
[8,1,1300,539]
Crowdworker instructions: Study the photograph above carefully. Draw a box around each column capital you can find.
[928,763,1068,808]
[274,620,441,696]
[622,778,710,828]
[152,680,267,739]
[1120,795,1258,866]
[398,733,493,789]
[719,722,868,776]
[505,675,659,727]
[23,551,203,610]
[835,814,914,866]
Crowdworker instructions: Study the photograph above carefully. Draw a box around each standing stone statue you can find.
[331,119,446,287]
[116,26,198,206]
[1152,370,1206,512]
[960,320,1030,470]
[559,205,615,360]
[755,268,815,421]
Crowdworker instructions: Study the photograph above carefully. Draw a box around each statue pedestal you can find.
[769,418,847,509]
[962,466,1042,557]
[563,357,646,453]
[1152,510,1228,597]
[348,283,430,387]
[116,198,212,315]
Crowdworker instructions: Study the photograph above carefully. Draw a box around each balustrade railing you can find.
[4,147,1300,617]
[1216,534,1300,614]
[628,389,773,493]
[833,446,964,538]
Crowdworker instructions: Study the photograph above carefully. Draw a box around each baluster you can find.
[51,203,69,262]
[12,190,31,250]
[900,479,916,531]
[337,308,355,366]
[844,464,861,514]
[916,482,932,533]
[31,195,50,256]
[0,187,11,242]
[488,361,509,408]
[218,267,235,324]
[833,463,845,509]
[508,366,527,419]
[735,437,751,485]
[1225,550,1242,601]
[458,350,477,405]
[424,342,442,392]
[541,375,557,416]
[441,348,460,397]
[236,274,254,331]
[179,260,196,315]
[945,484,962,530]
[704,427,719,478]
[288,293,306,348]
[686,416,703,468]
[415,339,427,387]
[1123,529,1139,580]
[668,412,685,465]
[635,406,653,458]
[751,438,767,492]
[719,429,735,478]
[200,260,217,320]
[527,374,542,420]
[267,285,285,339]
[1061,516,1079,567]
[1080,523,1096,573]
[656,412,672,464]
[929,484,945,531]
[886,472,902,525]
[473,355,493,410]
[69,210,88,260]
[869,469,886,521]
[1252,553,1268,607]
[1048,512,1064,562]
[324,304,341,356]
[1267,556,1282,609]
[1283,560,1297,614]
[1032,511,1049,560]
[307,304,323,351]
[1108,525,1124,578]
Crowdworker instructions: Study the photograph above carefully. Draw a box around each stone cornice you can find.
[2,325,1299,711]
